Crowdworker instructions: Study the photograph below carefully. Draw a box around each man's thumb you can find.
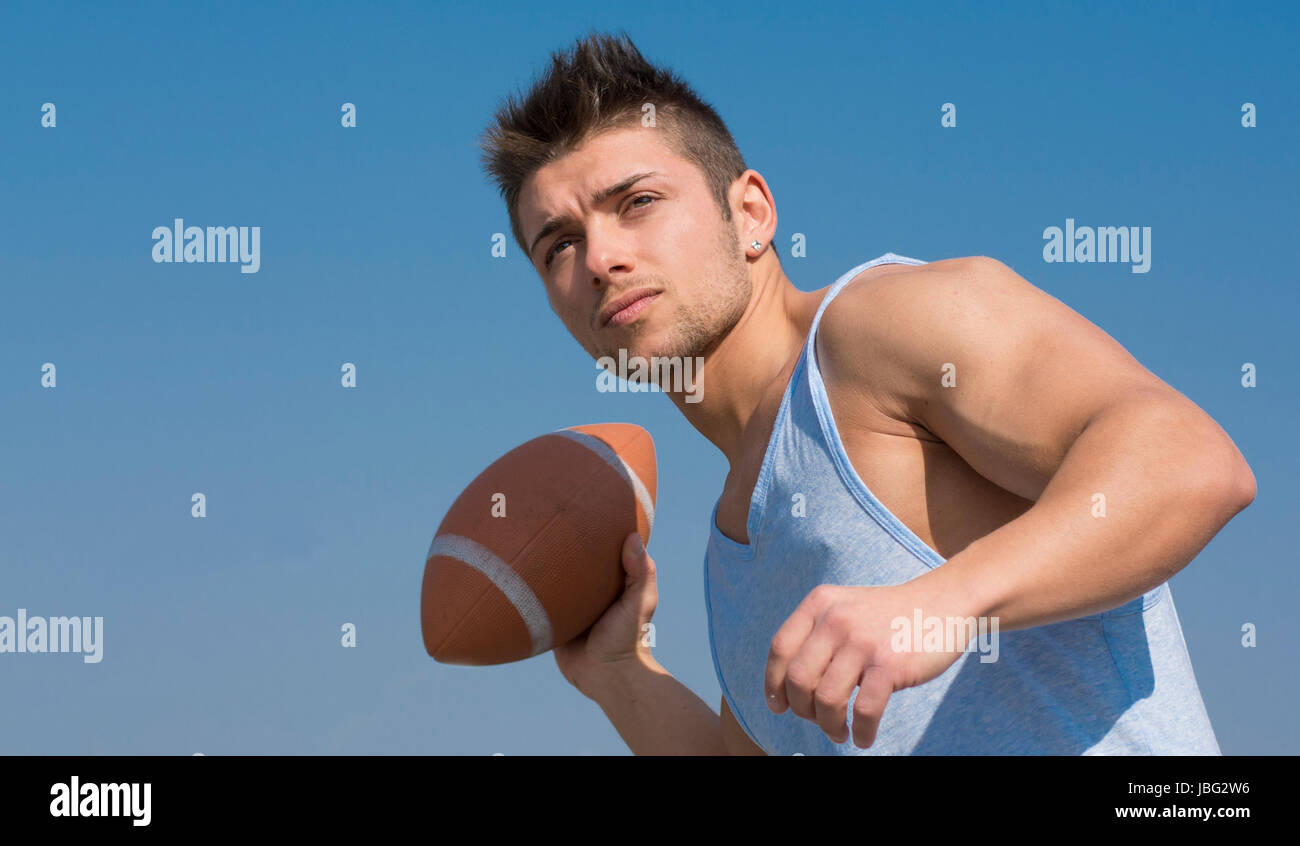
[622,532,653,583]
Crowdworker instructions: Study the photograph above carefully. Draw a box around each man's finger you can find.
[764,589,832,712]
[782,619,841,720]
[814,647,866,743]
[852,661,894,749]
[765,615,814,713]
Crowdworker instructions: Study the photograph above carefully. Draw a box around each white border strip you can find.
[427,533,553,656]
[552,428,655,534]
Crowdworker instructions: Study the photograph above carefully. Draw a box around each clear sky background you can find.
[1,0,1295,755]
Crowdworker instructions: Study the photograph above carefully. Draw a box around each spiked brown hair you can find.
[478,29,750,260]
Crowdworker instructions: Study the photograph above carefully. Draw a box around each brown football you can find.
[421,423,657,665]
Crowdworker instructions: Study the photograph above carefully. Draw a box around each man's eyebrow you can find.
[528,171,660,260]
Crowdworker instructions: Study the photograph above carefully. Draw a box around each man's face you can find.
[519,126,751,366]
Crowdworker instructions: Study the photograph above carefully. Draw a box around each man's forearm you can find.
[914,396,1255,631]
[582,655,728,755]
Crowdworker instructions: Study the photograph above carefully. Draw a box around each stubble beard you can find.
[609,221,752,369]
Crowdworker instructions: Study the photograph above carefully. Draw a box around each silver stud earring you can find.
[751,239,763,251]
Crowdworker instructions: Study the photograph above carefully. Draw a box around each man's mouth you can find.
[600,289,661,327]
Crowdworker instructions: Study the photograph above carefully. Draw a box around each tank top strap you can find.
[804,253,928,360]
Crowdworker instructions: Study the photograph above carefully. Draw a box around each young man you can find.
[478,31,1255,755]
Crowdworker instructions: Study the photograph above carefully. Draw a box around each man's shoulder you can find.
[814,255,1010,425]
[821,254,1009,338]
[836,253,1002,298]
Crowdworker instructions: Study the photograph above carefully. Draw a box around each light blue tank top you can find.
[704,253,1221,755]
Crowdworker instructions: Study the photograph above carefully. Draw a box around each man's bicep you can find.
[820,257,1177,501]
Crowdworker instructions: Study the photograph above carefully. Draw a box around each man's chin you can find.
[597,335,670,364]
[597,345,652,363]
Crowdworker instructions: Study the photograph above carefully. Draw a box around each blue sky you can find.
[0,0,1295,754]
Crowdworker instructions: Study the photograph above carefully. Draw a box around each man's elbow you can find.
[1231,461,1257,510]
[1196,453,1256,516]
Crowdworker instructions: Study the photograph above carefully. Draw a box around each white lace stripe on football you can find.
[553,428,655,534]
[426,533,554,656]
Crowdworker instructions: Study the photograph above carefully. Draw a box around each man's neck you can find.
[667,259,824,466]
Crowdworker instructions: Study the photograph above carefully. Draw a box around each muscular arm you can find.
[583,654,729,755]
[581,655,768,754]
[816,256,1256,629]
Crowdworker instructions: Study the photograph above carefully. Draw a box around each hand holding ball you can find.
[421,423,657,665]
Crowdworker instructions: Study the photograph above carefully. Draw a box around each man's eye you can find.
[546,238,573,265]
[545,194,657,266]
